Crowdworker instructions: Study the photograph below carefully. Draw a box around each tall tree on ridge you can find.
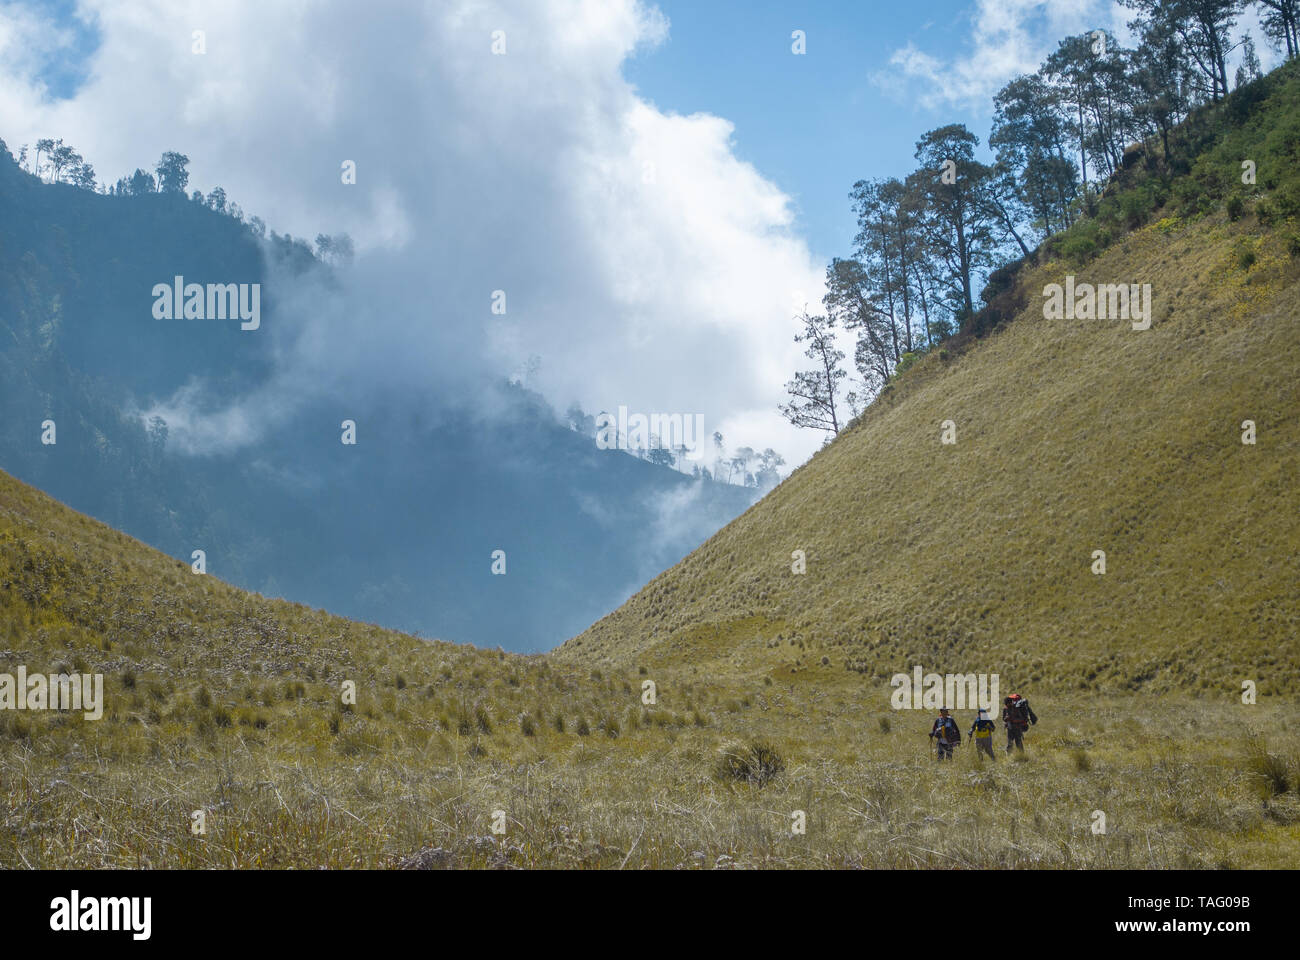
[1254,0,1300,57]
[991,73,1081,237]
[155,151,191,193]
[1125,0,1241,103]
[779,311,846,437]
[912,124,997,324]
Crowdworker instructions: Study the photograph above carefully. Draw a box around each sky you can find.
[0,0,1277,469]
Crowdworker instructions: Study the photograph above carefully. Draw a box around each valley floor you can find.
[3,682,1296,868]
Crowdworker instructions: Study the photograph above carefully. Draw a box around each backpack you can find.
[1007,695,1034,727]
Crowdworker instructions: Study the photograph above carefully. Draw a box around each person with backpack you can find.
[1001,694,1037,753]
[968,708,997,759]
[929,707,961,761]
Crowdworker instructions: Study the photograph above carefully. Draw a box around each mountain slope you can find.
[560,117,1300,697]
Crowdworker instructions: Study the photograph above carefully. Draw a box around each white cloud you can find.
[878,0,1119,108]
[0,0,828,466]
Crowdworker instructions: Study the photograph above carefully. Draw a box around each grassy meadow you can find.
[2,464,1298,869]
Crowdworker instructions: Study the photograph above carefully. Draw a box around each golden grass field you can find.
[1,466,1297,870]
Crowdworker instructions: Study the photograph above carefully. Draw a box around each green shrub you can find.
[1277,180,1300,218]
[1060,232,1098,264]
[1059,220,1110,264]
[1172,177,1203,217]
[1121,190,1152,229]
[894,351,920,379]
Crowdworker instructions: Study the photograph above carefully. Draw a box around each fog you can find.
[0,0,828,466]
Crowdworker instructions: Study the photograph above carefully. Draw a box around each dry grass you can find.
[3,466,1298,868]
[560,209,1300,701]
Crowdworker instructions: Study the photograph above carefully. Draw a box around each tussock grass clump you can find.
[1244,734,1291,798]
[716,741,785,787]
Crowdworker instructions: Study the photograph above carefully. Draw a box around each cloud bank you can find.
[0,0,827,465]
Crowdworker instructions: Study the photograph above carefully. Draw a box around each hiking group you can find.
[928,694,1038,761]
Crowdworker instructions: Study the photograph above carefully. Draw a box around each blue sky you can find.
[19,0,1277,273]
[5,0,99,98]
[623,1,987,264]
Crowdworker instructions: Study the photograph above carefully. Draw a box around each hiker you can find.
[969,708,997,759]
[929,707,961,761]
[1001,693,1038,753]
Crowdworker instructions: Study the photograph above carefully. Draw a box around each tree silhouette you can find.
[155,152,190,193]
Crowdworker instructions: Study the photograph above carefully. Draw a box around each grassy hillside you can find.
[561,209,1299,693]
[559,77,1300,700]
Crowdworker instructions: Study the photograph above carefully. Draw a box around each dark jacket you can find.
[1002,699,1038,730]
[930,716,961,744]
